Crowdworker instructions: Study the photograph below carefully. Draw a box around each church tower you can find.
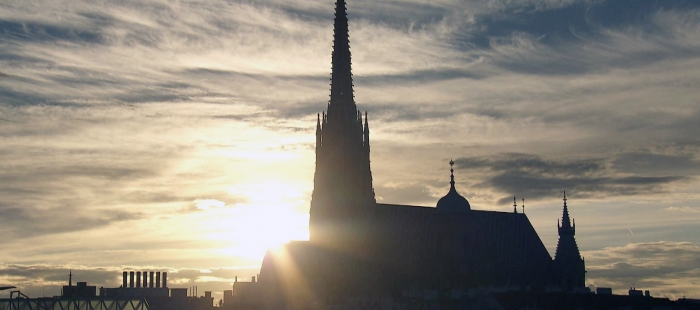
[309,0,375,248]
[552,192,586,290]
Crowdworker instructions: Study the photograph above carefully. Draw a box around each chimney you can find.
[149,272,154,288]
[205,291,211,299]
[129,271,135,288]
[156,272,161,288]
[162,272,168,288]
[142,271,148,288]
[123,272,128,288]
[136,272,141,288]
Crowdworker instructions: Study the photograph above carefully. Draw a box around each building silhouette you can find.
[551,192,587,290]
[256,0,586,307]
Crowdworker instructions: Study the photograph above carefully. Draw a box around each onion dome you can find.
[436,159,471,213]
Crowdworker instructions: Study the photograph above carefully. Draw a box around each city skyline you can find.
[1,0,699,300]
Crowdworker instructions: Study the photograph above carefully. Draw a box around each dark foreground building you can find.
[0,271,213,310]
[256,0,586,308]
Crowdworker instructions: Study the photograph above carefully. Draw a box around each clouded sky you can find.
[1,0,699,301]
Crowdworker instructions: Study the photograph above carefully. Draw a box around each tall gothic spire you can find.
[309,0,375,246]
[328,0,357,123]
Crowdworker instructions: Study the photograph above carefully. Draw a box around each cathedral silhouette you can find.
[257,0,585,307]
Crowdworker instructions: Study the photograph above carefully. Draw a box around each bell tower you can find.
[309,0,375,248]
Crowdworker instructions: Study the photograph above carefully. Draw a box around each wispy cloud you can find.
[584,241,700,299]
[1,0,700,299]
[454,152,689,203]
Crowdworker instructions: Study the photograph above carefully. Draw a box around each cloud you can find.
[665,206,700,214]
[454,152,688,203]
[583,241,700,299]
[0,205,141,235]
[0,0,700,299]
[375,181,440,206]
[613,151,700,176]
[0,20,104,44]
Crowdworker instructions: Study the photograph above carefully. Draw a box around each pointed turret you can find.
[551,191,586,290]
[316,113,322,147]
[363,111,370,151]
[558,191,574,235]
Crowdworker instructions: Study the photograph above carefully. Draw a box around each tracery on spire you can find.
[328,0,356,122]
[449,159,455,189]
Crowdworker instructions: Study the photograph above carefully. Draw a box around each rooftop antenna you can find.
[513,197,518,213]
[69,270,73,286]
[522,198,525,214]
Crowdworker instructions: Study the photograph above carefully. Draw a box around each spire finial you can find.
[449,159,455,189]
[513,196,518,213]
[69,270,73,286]
[563,191,567,206]
[522,198,525,214]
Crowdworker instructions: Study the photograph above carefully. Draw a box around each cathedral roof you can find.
[436,160,471,213]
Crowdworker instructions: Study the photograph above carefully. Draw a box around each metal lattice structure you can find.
[0,297,149,310]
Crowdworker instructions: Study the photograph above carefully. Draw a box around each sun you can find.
[209,181,310,261]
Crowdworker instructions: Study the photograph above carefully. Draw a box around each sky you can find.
[1,0,699,301]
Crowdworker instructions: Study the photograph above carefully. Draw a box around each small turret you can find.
[316,113,322,147]
[363,111,369,147]
[558,191,574,236]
